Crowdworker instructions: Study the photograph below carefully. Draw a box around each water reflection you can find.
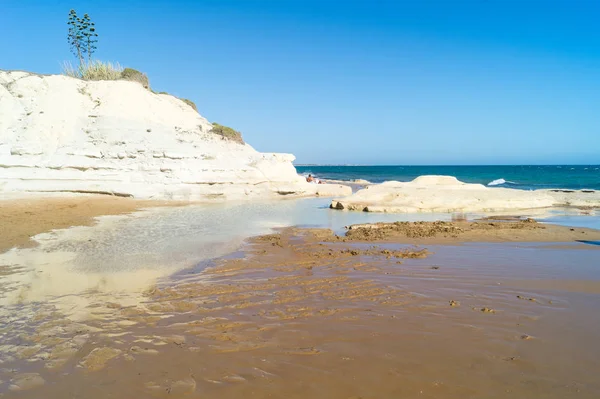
[0,197,599,315]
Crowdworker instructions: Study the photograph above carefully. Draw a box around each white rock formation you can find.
[0,71,350,200]
[331,175,600,213]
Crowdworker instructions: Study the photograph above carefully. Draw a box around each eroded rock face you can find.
[0,71,350,200]
[330,175,600,213]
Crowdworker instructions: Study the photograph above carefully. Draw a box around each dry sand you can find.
[2,220,600,398]
[0,195,182,253]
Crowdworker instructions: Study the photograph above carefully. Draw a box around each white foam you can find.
[488,178,506,186]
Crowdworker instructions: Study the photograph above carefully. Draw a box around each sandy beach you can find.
[2,217,599,398]
[3,1,599,397]
[0,196,185,253]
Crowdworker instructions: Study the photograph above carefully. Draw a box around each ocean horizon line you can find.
[294,163,600,167]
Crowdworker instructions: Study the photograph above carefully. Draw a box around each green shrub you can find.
[152,91,197,112]
[180,98,197,112]
[210,123,244,144]
[62,60,123,80]
[120,68,150,89]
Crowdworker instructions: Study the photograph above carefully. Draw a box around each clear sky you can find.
[2,0,599,165]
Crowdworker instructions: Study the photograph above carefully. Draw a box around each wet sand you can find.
[2,220,600,398]
[340,218,600,243]
[0,196,183,253]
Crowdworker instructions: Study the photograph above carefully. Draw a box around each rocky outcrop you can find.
[331,175,600,213]
[0,71,350,200]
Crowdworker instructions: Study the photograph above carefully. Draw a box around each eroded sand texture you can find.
[1,222,599,398]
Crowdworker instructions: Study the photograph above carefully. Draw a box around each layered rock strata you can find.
[0,71,350,200]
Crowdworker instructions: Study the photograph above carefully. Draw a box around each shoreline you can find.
[2,193,599,255]
[2,223,599,397]
[0,195,187,253]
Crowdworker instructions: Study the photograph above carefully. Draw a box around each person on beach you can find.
[306,174,314,183]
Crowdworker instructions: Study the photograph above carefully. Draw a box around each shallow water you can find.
[1,198,599,313]
[2,225,599,398]
[1,196,600,398]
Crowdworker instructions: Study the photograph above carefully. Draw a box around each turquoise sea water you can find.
[296,165,600,191]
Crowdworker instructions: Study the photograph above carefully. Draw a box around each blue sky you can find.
[2,0,599,165]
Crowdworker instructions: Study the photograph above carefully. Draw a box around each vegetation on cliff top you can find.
[120,67,150,89]
[61,10,242,144]
[210,123,244,144]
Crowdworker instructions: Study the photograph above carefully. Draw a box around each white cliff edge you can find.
[0,70,350,200]
[331,175,600,213]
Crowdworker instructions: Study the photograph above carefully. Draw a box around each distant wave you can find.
[487,178,518,186]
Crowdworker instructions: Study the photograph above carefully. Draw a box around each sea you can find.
[296,165,600,191]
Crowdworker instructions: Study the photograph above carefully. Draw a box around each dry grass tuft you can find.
[62,60,123,81]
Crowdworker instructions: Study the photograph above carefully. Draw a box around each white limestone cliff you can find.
[330,175,600,213]
[0,71,350,200]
